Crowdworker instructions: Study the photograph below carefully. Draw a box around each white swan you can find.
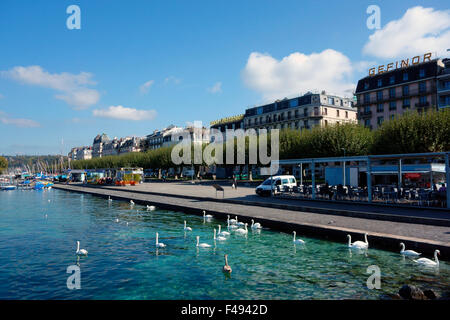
[235,216,244,227]
[218,225,230,236]
[147,205,156,211]
[347,233,368,249]
[184,220,192,231]
[235,223,248,235]
[115,218,119,223]
[108,196,112,202]
[130,200,135,206]
[196,235,211,248]
[414,250,440,267]
[223,254,232,273]
[155,232,166,248]
[293,231,305,244]
[400,242,421,257]
[214,228,227,241]
[251,219,262,229]
[228,215,237,225]
[228,219,238,230]
[75,241,88,256]
[203,210,213,219]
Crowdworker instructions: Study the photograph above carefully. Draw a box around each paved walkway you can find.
[54,183,450,259]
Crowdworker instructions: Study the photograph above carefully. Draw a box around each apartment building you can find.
[209,114,244,141]
[243,92,357,131]
[355,58,444,129]
[437,58,450,110]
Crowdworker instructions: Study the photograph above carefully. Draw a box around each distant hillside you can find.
[2,155,68,171]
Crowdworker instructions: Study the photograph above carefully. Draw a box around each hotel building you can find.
[355,58,445,129]
[243,92,357,131]
[437,58,450,109]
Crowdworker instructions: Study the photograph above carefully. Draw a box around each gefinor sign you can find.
[368,52,433,76]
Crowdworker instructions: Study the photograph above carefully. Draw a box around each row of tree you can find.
[72,109,450,170]
[0,156,7,174]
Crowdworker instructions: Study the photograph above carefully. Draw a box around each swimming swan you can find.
[214,228,227,241]
[293,231,305,244]
[400,242,421,257]
[228,215,237,225]
[235,223,248,235]
[203,211,213,219]
[218,225,230,236]
[75,241,88,256]
[223,254,232,273]
[251,219,262,229]
[155,232,166,248]
[147,205,156,211]
[414,250,440,267]
[347,233,368,249]
[196,236,211,248]
[184,220,192,231]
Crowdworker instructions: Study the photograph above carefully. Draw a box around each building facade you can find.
[243,92,357,132]
[68,146,92,161]
[92,133,110,158]
[437,58,450,110]
[355,59,444,129]
[210,114,244,142]
[102,137,120,157]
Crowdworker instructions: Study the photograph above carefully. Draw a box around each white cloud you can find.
[164,76,181,85]
[0,111,40,128]
[242,49,355,100]
[207,82,222,94]
[139,80,155,94]
[363,6,450,59]
[1,65,100,109]
[92,105,157,121]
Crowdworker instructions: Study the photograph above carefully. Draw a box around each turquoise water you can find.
[0,189,449,300]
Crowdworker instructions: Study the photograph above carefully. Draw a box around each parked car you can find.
[255,175,297,196]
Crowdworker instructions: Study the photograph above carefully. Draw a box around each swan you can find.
[130,200,135,206]
[184,220,192,231]
[108,196,112,202]
[147,205,156,211]
[223,254,232,273]
[218,225,230,236]
[228,215,237,225]
[196,236,211,248]
[115,218,119,223]
[155,232,166,248]
[251,219,262,229]
[75,241,88,256]
[293,231,305,244]
[214,228,227,241]
[235,216,244,227]
[414,250,440,267]
[235,223,248,235]
[228,219,238,230]
[400,242,421,257]
[347,233,368,249]
[203,210,213,219]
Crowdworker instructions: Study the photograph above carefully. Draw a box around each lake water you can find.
[0,189,449,299]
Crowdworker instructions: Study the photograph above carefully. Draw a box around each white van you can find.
[255,175,297,196]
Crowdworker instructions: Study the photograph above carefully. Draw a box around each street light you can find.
[342,148,346,187]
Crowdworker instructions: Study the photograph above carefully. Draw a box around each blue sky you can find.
[0,0,449,155]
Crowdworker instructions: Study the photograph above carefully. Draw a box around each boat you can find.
[1,185,17,191]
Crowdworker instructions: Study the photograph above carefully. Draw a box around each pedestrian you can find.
[233,174,238,190]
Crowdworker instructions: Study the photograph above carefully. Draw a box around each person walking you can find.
[233,174,238,190]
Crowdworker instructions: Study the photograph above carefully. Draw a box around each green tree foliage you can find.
[0,156,8,174]
[372,109,450,154]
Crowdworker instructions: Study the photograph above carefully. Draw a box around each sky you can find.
[0,0,449,155]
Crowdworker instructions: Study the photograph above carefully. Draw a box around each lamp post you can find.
[342,148,346,187]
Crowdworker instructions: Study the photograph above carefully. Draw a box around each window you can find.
[377,91,383,101]
[328,97,335,105]
[389,87,396,98]
[389,101,397,110]
[377,79,382,87]
[419,69,425,78]
[377,103,384,112]
[303,108,308,116]
[377,116,384,126]
[364,82,369,90]
[403,85,409,96]
[364,119,371,127]
[324,120,328,126]
[403,98,410,108]
[389,76,395,84]
[403,73,409,81]
[324,108,328,115]
[345,111,348,118]
[391,114,395,120]
[314,107,319,116]
[419,82,426,93]
[419,96,428,105]
[336,110,340,117]
[364,93,370,103]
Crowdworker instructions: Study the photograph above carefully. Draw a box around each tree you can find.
[0,156,7,174]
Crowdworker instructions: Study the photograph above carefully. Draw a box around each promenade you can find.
[54,181,450,259]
